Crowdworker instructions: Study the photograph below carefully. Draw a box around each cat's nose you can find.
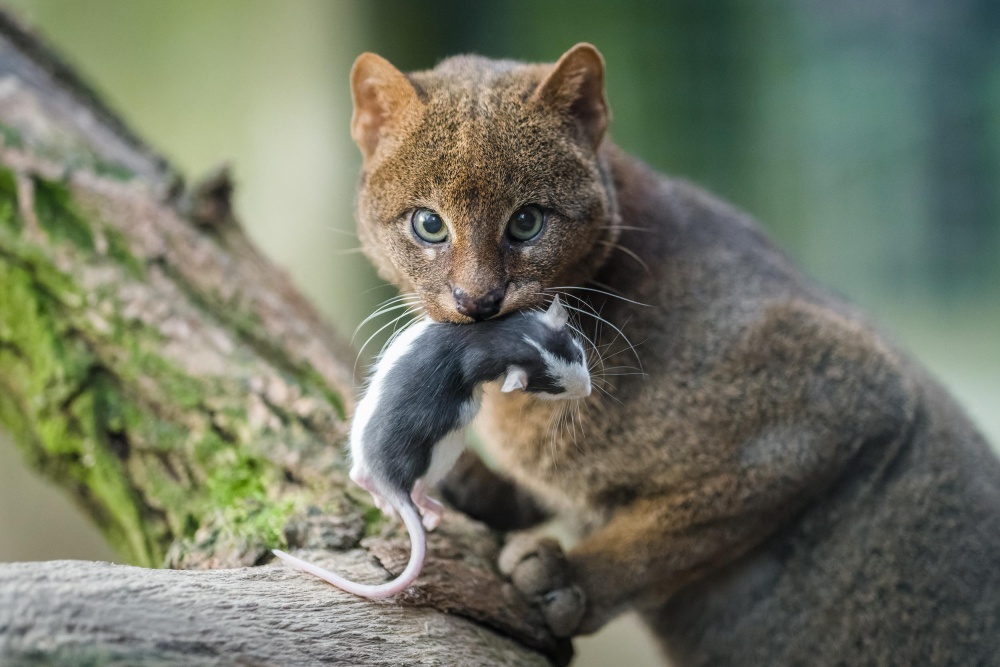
[452,286,504,321]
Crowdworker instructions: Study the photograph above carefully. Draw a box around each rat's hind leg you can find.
[411,479,445,530]
[350,466,396,517]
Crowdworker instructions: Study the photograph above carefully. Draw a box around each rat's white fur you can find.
[524,337,592,400]
[350,318,433,485]
[275,299,589,599]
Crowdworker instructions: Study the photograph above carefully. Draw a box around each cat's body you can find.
[350,44,1000,665]
[483,155,1000,664]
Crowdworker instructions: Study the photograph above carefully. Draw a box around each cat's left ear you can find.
[531,43,609,149]
[542,295,570,330]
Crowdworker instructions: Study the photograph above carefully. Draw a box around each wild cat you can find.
[342,43,1000,661]
[273,297,590,599]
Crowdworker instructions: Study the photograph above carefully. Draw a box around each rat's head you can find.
[499,297,591,400]
[351,44,620,323]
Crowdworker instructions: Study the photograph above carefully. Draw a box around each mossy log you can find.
[0,10,566,666]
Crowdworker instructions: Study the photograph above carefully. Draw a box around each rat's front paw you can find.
[499,534,586,638]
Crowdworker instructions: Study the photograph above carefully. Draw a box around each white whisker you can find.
[600,224,653,234]
[354,310,419,376]
[556,297,644,373]
[323,225,360,238]
[352,299,421,341]
[596,239,651,274]
[593,383,623,404]
[546,285,651,308]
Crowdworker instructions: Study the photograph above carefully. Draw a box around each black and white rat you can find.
[272,296,590,598]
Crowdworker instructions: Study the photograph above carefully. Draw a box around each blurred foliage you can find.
[2,0,995,456]
[361,0,1000,309]
[7,0,997,319]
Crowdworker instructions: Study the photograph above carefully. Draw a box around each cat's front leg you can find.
[498,491,776,637]
[438,450,552,531]
[498,534,587,637]
[500,408,913,637]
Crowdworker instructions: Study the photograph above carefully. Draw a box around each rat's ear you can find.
[531,43,608,149]
[501,366,529,393]
[542,295,570,330]
[350,53,421,161]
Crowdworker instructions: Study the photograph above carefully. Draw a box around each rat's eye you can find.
[507,205,545,242]
[412,208,448,243]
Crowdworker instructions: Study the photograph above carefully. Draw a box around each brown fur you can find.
[351,44,1000,666]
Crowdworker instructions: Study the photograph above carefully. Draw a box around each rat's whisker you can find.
[566,320,607,377]
[594,313,639,367]
[533,291,608,377]
[570,402,586,453]
[593,383,623,405]
[557,298,644,373]
[596,365,641,374]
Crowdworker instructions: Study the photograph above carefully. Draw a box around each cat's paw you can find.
[499,534,586,638]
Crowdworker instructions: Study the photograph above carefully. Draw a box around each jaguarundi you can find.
[348,42,1000,666]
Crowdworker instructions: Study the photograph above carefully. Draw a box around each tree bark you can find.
[0,9,567,666]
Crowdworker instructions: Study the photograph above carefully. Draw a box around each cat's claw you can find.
[499,534,586,638]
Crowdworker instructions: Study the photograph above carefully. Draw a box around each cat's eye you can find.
[507,205,545,242]
[412,208,448,243]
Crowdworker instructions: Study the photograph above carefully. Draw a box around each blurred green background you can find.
[0,2,997,665]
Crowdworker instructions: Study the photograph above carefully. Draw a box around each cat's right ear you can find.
[531,43,609,149]
[350,53,420,161]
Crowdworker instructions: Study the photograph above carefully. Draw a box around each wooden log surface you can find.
[0,555,551,667]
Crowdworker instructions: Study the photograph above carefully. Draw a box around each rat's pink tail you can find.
[272,497,425,600]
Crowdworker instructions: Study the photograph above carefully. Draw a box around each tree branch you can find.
[0,557,550,667]
[0,8,567,665]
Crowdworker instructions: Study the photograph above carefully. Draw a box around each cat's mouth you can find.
[425,281,546,324]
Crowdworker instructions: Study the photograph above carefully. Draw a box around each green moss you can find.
[1,171,352,569]
[0,123,24,149]
[32,176,94,250]
[362,505,387,537]
[301,365,347,421]
[204,449,301,548]
[0,241,81,309]
[90,160,134,182]
[206,450,267,503]
[172,278,347,422]
[182,512,200,538]
[0,254,157,566]
[225,497,297,548]
[104,227,145,279]
[0,168,20,233]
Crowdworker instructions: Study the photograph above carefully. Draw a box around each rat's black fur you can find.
[366,310,585,492]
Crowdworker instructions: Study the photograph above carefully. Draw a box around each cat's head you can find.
[351,44,620,323]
